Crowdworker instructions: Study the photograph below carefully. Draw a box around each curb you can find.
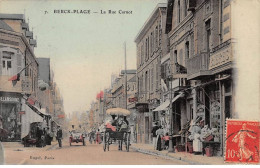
[130,146,204,165]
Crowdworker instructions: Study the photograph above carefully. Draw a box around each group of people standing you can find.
[152,122,170,151]
[88,129,102,144]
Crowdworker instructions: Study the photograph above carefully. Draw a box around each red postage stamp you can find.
[225,119,260,163]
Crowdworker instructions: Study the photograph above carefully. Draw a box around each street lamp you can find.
[168,74,175,153]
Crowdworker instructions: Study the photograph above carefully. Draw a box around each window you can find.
[2,51,13,76]
[205,19,211,52]
[151,32,153,55]
[155,26,158,48]
[184,0,188,17]
[151,67,154,91]
[7,61,11,68]
[178,0,181,23]
[174,50,178,63]
[185,41,190,59]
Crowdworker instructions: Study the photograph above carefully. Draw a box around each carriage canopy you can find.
[106,108,131,116]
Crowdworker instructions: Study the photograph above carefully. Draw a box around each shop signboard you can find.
[0,97,19,102]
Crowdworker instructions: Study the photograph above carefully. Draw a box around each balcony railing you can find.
[187,52,211,80]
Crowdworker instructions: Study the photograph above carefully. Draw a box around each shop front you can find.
[0,92,22,141]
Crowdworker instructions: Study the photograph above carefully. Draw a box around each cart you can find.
[103,108,131,152]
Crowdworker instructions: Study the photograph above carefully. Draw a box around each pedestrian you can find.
[96,129,101,144]
[162,133,170,150]
[56,126,63,148]
[156,126,164,151]
[151,122,159,150]
[36,126,44,147]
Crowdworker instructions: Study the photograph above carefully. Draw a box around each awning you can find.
[26,102,51,118]
[21,104,44,139]
[153,99,170,112]
[153,93,184,112]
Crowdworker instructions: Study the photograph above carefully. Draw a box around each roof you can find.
[128,74,136,82]
[134,3,167,43]
[121,69,136,74]
[0,20,13,31]
[0,13,24,20]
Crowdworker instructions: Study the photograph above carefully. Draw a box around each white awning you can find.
[153,99,170,112]
[21,104,44,139]
[153,93,184,112]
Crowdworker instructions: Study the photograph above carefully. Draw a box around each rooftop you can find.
[0,13,24,20]
[0,20,13,31]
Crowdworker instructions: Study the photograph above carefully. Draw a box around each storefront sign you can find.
[209,45,232,70]
[19,111,25,115]
[225,119,260,163]
[0,97,19,102]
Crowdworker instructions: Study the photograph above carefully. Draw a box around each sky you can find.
[0,0,167,115]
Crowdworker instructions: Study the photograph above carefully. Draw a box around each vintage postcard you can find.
[0,0,259,166]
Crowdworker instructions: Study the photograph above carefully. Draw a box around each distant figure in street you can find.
[56,126,63,148]
[96,129,102,144]
[151,122,159,150]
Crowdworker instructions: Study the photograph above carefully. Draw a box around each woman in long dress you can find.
[96,129,102,144]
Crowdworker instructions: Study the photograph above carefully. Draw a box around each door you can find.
[145,116,149,144]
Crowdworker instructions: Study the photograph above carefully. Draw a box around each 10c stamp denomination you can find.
[225,119,259,163]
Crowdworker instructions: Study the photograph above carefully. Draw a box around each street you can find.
[3,140,188,165]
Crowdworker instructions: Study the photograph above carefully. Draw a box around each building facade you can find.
[165,0,234,156]
[135,3,168,144]
[0,14,39,141]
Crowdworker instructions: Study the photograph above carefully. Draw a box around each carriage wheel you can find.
[107,132,110,151]
[126,132,130,152]
[103,132,106,152]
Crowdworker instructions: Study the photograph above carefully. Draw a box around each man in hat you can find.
[56,126,63,147]
[151,122,159,150]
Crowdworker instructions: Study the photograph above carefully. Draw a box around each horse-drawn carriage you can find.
[103,108,131,152]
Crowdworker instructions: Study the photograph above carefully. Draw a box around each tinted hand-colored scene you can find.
[0,0,259,165]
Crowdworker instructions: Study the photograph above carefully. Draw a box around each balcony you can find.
[187,52,211,80]
[172,63,188,79]
[171,78,187,91]
[209,40,232,74]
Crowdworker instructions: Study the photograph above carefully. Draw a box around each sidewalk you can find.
[131,143,226,165]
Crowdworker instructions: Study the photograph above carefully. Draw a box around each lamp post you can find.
[168,74,175,153]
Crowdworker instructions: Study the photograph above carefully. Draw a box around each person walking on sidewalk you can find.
[156,126,164,151]
[56,126,63,148]
[151,122,159,150]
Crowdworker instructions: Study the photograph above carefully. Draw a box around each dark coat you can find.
[57,129,62,139]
